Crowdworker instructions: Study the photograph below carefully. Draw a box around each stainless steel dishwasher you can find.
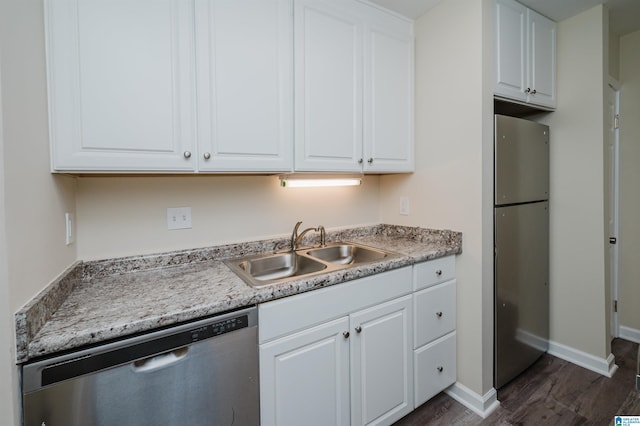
[22,306,259,426]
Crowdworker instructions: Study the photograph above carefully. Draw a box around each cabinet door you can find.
[294,0,363,172]
[195,0,293,172]
[494,0,527,103]
[260,317,350,426]
[46,0,196,172]
[528,9,556,108]
[363,9,414,173]
[350,295,413,426]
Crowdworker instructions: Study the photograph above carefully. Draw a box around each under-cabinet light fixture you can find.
[279,174,363,188]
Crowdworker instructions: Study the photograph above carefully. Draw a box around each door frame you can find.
[607,77,621,339]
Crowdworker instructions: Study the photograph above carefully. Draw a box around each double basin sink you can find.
[225,242,400,288]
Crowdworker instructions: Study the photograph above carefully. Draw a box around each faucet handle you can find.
[318,225,326,247]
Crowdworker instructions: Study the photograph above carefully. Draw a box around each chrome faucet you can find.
[291,221,325,251]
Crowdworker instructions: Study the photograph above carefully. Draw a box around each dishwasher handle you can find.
[132,347,189,373]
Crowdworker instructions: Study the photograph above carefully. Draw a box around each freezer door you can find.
[494,201,549,389]
[495,114,549,205]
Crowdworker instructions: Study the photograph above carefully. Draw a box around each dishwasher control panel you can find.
[191,314,249,342]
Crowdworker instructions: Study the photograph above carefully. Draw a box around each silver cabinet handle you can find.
[183,151,192,159]
[203,152,211,160]
[437,366,444,373]
[435,269,443,277]
[435,311,443,318]
[367,158,373,164]
[343,331,350,338]
[355,326,362,333]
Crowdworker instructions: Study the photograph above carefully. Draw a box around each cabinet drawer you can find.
[413,256,455,291]
[414,332,456,407]
[413,280,455,348]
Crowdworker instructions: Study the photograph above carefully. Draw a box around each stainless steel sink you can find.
[225,242,400,288]
[236,252,326,282]
[306,244,387,265]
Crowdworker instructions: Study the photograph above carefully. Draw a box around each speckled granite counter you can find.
[15,224,461,363]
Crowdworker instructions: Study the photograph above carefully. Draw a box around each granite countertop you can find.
[16,224,462,363]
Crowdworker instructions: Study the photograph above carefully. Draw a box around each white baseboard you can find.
[515,328,550,352]
[444,382,500,419]
[619,326,640,344]
[548,340,618,378]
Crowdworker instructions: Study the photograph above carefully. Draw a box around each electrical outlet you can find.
[399,197,410,216]
[65,213,74,245]
[167,207,192,230]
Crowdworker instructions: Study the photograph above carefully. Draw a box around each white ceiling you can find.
[519,0,640,35]
[367,0,443,19]
[368,0,640,36]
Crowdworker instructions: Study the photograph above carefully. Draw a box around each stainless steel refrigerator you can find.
[494,114,550,389]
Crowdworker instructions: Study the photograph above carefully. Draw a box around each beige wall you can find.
[380,0,495,397]
[1,0,78,313]
[538,5,610,358]
[0,51,19,426]
[0,0,78,423]
[609,31,620,80]
[619,29,640,334]
[76,175,381,260]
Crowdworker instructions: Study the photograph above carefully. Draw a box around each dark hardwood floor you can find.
[395,338,640,425]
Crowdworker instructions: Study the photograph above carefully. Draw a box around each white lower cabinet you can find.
[412,258,457,409]
[259,257,457,425]
[414,332,456,407]
[259,267,413,426]
[259,317,351,426]
[350,296,413,425]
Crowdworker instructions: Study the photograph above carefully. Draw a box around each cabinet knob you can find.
[437,366,444,373]
[435,311,443,318]
[203,152,211,160]
[343,331,350,339]
[525,88,531,94]
[355,326,362,333]
[435,269,443,277]
[367,158,373,164]
[183,151,192,159]
[531,89,537,95]
[358,158,363,164]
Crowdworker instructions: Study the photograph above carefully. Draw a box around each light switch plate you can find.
[167,207,192,230]
[399,197,410,216]
[65,212,74,245]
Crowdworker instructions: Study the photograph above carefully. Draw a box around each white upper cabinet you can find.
[46,0,293,173]
[363,7,414,173]
[494,0,527,103]
[527,8,556,108]
[494,0,556,109]
[194,0,293,172]
[294,0,363,172]
[294,0,414,173]
[47,0,413,174]
[46,0,197,172]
